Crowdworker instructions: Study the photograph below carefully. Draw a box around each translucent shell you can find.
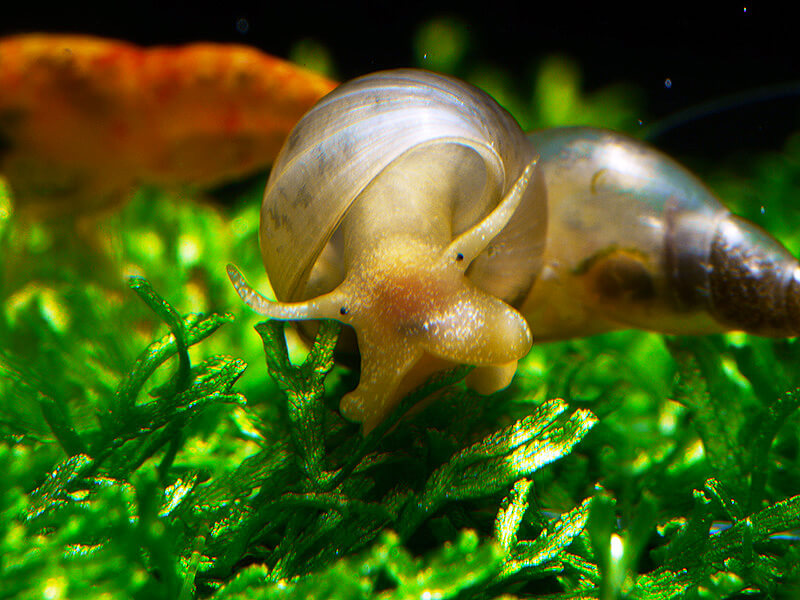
[260,69,545,303]
[523,127,800,339]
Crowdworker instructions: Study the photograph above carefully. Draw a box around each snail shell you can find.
[523,126,800,341]
[229,69,800,433]
[260,69,545,305]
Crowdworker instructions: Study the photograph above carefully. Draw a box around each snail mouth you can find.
[418,289,532,366]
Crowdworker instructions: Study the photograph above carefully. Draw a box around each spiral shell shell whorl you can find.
[260,69,543,303]
[522,127,800,340]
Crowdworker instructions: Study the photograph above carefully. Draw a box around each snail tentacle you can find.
[226,264,346,321]
[445,156,539,267]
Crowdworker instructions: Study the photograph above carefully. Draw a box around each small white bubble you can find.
[664,78,672,89]
[610,534,624,561]
[236,17,249,34]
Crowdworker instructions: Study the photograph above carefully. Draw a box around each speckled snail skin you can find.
[228,69,800,433]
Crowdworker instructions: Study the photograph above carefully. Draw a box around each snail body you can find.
[229,69,800,432]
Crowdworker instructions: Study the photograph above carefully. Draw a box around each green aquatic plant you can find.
[0,273,599,598]
[4,265,800,598]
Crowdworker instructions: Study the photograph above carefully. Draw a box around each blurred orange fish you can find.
[0,34,337,215]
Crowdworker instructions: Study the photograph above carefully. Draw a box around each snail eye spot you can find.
[339,306,349,315]
[456,253,464,262]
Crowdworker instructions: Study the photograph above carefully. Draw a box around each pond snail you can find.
[228,69,800,433]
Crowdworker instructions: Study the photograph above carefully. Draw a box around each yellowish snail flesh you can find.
[228,69,800,433]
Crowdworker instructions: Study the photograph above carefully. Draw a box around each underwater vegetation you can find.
[2,24,800,600]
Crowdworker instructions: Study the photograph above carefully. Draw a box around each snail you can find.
[228,68,800,433]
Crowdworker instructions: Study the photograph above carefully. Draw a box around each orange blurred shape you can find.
[0,34,337,215]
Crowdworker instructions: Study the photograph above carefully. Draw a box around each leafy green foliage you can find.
[2,37,800,599]
[0,230,600,598]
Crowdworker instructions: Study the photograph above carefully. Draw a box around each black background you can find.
[2,2,798,161]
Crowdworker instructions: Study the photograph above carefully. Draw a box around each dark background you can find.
[2,2,799,160]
